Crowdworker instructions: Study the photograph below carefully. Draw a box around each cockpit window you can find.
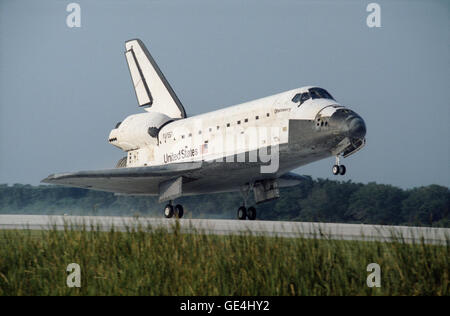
[292,93,301,103]
[291,92,311,105]
[300,92,310,104]
[309,89,321,99]
[292,88,334,106]
[308,87,334,100]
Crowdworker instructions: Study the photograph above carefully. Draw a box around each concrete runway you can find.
[0,214,448,244]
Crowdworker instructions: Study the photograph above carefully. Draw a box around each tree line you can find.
[0,178,448,227]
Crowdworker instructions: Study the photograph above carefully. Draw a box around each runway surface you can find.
[0,215,448,244]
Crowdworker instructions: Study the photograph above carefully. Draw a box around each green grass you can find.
[0,222,448,296]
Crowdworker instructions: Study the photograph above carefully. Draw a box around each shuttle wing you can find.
[124,39,186,119]
[41,162,202,195]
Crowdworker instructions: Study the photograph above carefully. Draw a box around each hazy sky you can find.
[0,0,449,189]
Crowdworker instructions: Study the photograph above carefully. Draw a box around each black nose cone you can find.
[348,117,366,139]
[329,109,367,139]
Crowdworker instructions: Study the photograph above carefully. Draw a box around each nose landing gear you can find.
[332,156,346,176]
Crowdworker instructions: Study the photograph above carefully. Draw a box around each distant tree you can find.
[346,183,406,225]
[401,185,449,226]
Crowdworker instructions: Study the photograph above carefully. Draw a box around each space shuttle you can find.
[43,39,366,220]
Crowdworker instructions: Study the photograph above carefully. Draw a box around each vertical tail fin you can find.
[125,39,186,119]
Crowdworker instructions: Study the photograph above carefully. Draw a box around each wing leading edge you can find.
[41,162,202,195]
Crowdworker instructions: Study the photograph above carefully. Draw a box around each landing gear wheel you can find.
[247,207,257,220]
[164,204,174,218]
[339,165,346,175]
[237,206,247,220]
[174,204,184,219]
[332,165,340,175]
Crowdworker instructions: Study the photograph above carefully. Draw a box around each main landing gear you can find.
[237,185,257,220]
[332,156,346,176]
[164,201,184,219]
[237,206,257,220]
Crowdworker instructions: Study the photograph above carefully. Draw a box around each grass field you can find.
[0,222,448,296]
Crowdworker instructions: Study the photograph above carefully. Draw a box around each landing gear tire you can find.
[332,165,340,175]
[174,204,184,219]
[237,206,247,220]
[164,204,174,218]
[339,165,346,175]
[247,207,257,220]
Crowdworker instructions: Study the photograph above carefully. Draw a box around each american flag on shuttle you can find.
[201,143,208,154]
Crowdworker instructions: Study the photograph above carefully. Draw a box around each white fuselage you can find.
[112,87,345,172]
